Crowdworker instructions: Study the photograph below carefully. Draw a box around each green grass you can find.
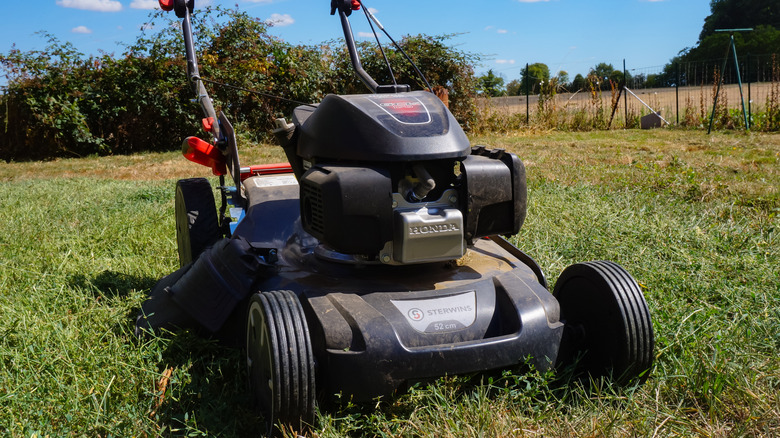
[0,130,778,436]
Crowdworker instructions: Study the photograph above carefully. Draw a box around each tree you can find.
[477,69,505,96]
[660,0,780,85]
[556,70,570,90]
[590,63,615,90]
[588,63,627,90]
[700,0,779,41]
[520,62,550,94]
[571,73,587,91]
[505,79,522,96]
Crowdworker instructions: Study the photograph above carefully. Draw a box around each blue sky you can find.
[2,0,712,83]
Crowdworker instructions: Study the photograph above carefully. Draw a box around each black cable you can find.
[357,0,433,92]
[359,1,396,86]
[382,30,432,91]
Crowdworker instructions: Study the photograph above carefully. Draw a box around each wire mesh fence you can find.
[480,54,779,131]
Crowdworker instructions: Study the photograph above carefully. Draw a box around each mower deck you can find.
[239,173,563,400]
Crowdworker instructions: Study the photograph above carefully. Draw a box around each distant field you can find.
[0,130,778,436]
[483,82,777,122]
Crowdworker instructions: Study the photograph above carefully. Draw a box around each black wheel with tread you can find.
[175,178,219,268]
[553,261,654,386]
[247,290,316,435]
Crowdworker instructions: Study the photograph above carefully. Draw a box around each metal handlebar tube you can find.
[331,0,379,93]
[178,1,222,143]
[336,8,379,93]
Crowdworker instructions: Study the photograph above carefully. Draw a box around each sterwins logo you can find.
[409,223,459,235]
[391,291,476,334]
[425,304,473,317]
[408,308,424,321]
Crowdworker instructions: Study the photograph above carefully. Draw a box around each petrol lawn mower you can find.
[137,0,655,432]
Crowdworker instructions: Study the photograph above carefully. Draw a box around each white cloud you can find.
[496,59,516,65]
[130,0,160,9]
[368,7,378,14]
[266,13,294,27]
[56,0,122,12]
[72,25,93,34]
[485,26,509,34]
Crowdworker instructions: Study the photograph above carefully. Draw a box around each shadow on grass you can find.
[68,270,263,435]
[70,270,159,299]
[150,332,261,437]
[136,281,260,437]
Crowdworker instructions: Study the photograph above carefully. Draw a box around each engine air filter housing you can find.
[300,164,393,255]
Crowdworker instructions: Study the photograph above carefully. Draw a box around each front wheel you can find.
[246,290,316,435]
[554,261,654,386]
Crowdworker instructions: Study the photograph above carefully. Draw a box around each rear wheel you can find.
[247,290,316,435]
[554,261,654,386]
[175,178,219,268]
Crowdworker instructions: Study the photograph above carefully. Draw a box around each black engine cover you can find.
[300,164,393,255]
[296,91,471,162]
[461,147,527,241]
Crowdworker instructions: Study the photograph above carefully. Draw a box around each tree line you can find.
[477,62,629,98]
[478,0,779,97]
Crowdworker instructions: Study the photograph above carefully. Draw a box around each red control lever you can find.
[182,136,227,176]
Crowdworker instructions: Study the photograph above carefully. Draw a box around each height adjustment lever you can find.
[174,0,193,18]
[330,0,360,16]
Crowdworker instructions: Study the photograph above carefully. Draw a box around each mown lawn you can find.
[0,129,778,437]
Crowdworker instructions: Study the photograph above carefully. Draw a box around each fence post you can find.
[747,53,751,122]
[676,62,680,125]
[623,59,628,127]
[525,63,530,124]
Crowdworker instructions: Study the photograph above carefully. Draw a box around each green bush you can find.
[0,7,478,161]
[0,29,195,161]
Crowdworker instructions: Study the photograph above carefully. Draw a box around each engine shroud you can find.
[295,91,471,162]
[290,91,527,265]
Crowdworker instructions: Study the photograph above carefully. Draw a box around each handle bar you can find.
[330,0,380,93]
[158,0,221,142]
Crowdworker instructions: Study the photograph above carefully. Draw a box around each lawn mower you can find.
[137,0,655,432]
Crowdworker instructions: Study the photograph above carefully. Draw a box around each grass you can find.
[0,129,778,436]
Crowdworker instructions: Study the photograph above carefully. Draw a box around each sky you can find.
[2,0,714,85]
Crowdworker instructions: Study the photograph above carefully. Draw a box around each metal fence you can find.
[483,54,779,127]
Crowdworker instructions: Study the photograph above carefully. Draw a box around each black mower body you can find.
[235,174,561,400]
[139,0,654,427]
